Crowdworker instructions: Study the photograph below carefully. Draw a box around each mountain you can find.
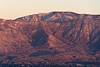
[0,12,99,64]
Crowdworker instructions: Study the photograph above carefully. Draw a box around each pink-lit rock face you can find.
[0,12,100,64]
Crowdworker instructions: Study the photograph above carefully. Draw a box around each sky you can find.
[0,0,100,19]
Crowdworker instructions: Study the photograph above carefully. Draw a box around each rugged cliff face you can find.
[0,12,100,64]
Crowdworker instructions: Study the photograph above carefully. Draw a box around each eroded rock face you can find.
[0,12,100,64]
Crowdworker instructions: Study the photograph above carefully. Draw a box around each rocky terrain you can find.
[0,12,99,64]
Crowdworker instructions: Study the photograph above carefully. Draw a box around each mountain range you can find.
[0,12,100,64]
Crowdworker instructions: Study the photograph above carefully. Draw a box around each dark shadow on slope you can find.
[88,29,100,55]
[30,50,58,57]
[31,29,48,47]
